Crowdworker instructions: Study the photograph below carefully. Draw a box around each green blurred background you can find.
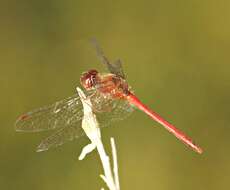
[1,0,230,189]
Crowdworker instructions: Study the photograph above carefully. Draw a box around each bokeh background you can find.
[1,0,230,190]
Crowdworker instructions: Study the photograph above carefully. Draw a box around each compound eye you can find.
[88,69,98,76]
[84,77,93,88]
[80,69,98,89]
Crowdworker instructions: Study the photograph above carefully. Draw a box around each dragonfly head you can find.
[80,69,99,90]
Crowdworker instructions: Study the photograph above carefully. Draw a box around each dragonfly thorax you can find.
[97,73,131,99]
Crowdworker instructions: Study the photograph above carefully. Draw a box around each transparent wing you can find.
[91,38,126,79]
[96,97,135,127]
[111,59,125,79]
[91,92,135,127]
[15,92,95,132]
[16,81,134,152]
[36,125,84,152]
[36,96,135,152]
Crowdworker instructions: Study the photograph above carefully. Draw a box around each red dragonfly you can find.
[15,39,203,154]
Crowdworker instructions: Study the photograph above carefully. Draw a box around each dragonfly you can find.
[15,39,203,154]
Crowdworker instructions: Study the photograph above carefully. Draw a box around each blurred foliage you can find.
[1,0,230,190]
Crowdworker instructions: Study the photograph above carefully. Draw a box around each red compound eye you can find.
[80,69,98,89]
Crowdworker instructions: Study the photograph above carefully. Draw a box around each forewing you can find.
[15,94,84,132]
[36,95,135,152]
[36,125,84,152]
[91,38,126,79]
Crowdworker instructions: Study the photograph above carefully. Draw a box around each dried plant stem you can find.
[111,138,120,190]
[77,87,120,190]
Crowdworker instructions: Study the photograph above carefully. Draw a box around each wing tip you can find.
[15,114,30,131]
[14,119,22,132]
[36,143,48,152]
